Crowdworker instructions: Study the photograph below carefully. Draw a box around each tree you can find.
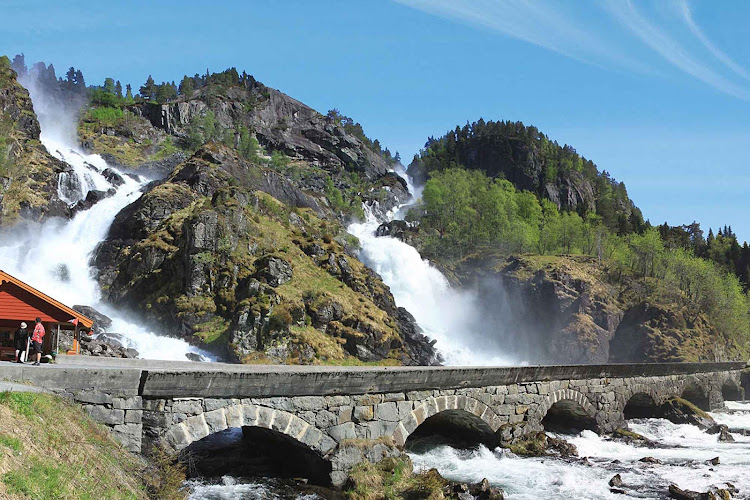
[115,80,123,98]
[125,84,133,101]
[179,75,195,97]
[140,75,156,100]
[103,77,116,95]
[74,69,85,89]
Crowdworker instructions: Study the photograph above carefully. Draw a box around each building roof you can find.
[0,270,94,329]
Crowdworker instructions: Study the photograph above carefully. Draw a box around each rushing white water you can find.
[0,76,212,361]
[347,169,516,366]
[186,477,324,500]
[408,402,750,499]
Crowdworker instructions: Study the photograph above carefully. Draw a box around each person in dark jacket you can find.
[14,322,29,363]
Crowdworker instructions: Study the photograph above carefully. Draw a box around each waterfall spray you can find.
[0,72,212,361]
[348,169,515,366]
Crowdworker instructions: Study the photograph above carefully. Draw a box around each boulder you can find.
[102,168,125,187]
[72,305,113,333]
[469,478,504,500]
[657,398,715,430]
[667,484,714,500]
[254,256,293,286]
[609,474,623,487]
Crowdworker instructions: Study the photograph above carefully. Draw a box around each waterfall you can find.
[0,76,212,361]
[347,169,516,366]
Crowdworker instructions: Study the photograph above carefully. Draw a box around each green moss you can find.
[669,397,711,419]
[175,295,216,317]
[504,431,549,457]
[613,428,647,441]
[193,316,229,345]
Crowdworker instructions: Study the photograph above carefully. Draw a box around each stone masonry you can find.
[0,360,745,487]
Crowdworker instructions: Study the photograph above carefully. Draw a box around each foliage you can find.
[411,118,644,234]
[85,106,125,127]
[419,167,750,347]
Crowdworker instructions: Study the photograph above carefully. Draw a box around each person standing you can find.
[14,322,28,363]
[30,318,45,366]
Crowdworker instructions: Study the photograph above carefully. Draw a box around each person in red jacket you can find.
[30,318,45,366]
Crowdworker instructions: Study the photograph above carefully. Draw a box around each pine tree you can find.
[140,75,156,100]
[115,80,123,98]
[125,84,133,100]
[103,77,116,94]
[179,75,195,97]
[74,69,85,89]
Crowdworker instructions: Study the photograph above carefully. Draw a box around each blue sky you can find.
[2,0,750,241]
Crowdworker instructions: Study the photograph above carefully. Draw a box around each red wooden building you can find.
[0,270,94,361]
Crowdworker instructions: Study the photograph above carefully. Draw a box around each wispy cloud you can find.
[395,0,640,70]
[673,0,750,82]
[396,0,750,101]
[606,0,750,100]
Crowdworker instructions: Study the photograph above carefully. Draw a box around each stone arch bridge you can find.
[1,359,746,486]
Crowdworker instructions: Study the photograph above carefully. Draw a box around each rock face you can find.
[450,254,740,364]
[134,84,392,181]
[462,255,623,364]
[0,57,71,226]
[609,302,728,363]
[94,144,437,365]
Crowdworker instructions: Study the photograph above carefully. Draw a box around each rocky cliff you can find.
[94,143,437,365]
[450,254,742,364]
[0,56,70,226]
[78,78,408,217]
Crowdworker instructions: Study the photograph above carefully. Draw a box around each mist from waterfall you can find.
[348,168,517,366]
[0,70,211,361]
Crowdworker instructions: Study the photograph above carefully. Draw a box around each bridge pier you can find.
[0,360,744,487]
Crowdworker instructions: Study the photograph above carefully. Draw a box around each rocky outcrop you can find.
[94,144,436,365]
[609,302,729,363]
[446,253,740,364]
[0,57,71,226]
[134,84,392,181]
[459,255,623,364]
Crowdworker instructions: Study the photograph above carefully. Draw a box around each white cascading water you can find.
[0,74,211,361]
[347,168,515,366]
[409,403,750,499]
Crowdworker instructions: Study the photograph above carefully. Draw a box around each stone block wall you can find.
[48,367,744,487]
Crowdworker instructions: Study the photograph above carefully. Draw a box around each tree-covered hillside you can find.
[408,119,645,235]
[406,135,750,362]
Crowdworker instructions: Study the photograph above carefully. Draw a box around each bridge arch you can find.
[536,389,599,433]
[391,395,501,448]
[679,379,711,410]
[616,383,664,420]
[722,379,743,402]
[160,403,335,483]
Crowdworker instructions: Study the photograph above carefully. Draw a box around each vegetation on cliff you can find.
[408,119,644,234]
[409,154,750,362]
[0,55,70,226]
[94,144,434,365]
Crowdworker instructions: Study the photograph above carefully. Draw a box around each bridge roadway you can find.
[0,357,746,486]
